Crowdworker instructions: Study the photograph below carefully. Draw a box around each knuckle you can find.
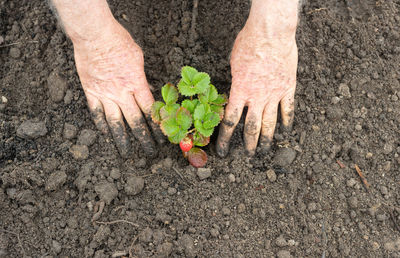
[261,119,276,129]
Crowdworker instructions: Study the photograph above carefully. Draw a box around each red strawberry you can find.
[179,136,193,152]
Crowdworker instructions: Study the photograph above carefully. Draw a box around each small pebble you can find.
[63,123,78,140]
[376,214,387,221]
[355,124,362,131]
[346,178,357,188]
[9,47,21,59]
[338,83,351,98]
[228,173,235,183]
[52,240,62,254]
[238,203,246,213]
[167,187,177,195]
[348,196,358,209]
[69,145,89,160]
[94,181,118,205]
[47,71,67,103]
[210,228,219,238]
[77,129,97,146]
[17,120,47,139]
[45,171,67,191]
[277,250,292,258]
[380,185,389,195]
[275,235,287,247]
[222,207,231,216]
[197,168,211,180]
[307,202,317,212]
[109,168,121,179]
[125,176,145,195]
[273,148,297,167]
[266,169,277,182]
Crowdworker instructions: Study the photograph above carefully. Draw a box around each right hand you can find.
[72,22,164,158]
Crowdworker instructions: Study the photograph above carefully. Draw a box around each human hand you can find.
[216,24,298,157]
[72,23,163,158]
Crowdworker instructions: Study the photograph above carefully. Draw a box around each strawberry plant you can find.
[151,66,227,168]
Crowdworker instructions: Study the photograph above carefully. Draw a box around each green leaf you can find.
[168,129,187,144]
[194,120,214,137]
[210,104,224,119]
[161,83,179,105]
[181,66,198,84]
[176,107,192,130]
[151,101,165,123]
[160,103,180,120]
[181,99,198,114]
[211,93,228,105]
[193,103,206,121]
[199,84,218,104]
[193,132,210,147]
[192,72,210,94]
[203,112,220,129]
[178,80,197,97]
[160,118,180,137]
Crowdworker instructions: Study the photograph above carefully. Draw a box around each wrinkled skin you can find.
[216,25,298,157]
[73,23,164,158]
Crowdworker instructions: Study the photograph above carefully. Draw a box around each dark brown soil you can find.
[1,0,400,257]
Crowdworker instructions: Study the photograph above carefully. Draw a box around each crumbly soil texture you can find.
[1,0,400,257]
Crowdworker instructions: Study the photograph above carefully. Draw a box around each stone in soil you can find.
[179,234,196,258]
[17,120,47,139]
[266,169,277,182]
[45,171,67,191]
[52,240,62,254]
[197,168,211,180]
[69,145,89,160]
[47,71,68,103]
[384,238,400,251]
[125,176,145,195]
[156,242,173,257]
[109,168,121,179]
[338,83,351,98]
[9,47,21,59]
[275,235,288,247]
[139,227,153,243]
[94,181,118,205]
[277,250,292,258]
[77,129,97,146]
[63,123,78,140]
[228,173,235,183]
[273,148,297,167]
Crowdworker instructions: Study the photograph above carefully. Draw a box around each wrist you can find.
[52,0,120,44]
[246,0,299,42]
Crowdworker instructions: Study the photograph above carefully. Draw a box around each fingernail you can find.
[259,137,272,154]
[216,143,229,158]
[244,148,256,157]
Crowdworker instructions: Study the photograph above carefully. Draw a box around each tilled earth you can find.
[1,0,400,257]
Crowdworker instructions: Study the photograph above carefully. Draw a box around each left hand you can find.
[216,26,298,157]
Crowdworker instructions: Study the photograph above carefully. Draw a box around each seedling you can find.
[151,66,227,168]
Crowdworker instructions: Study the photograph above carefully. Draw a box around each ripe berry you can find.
[179,136,193,152]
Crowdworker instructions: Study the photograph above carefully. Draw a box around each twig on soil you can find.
[307,8,327,15]
[336,160,346,168]
[354,164,370,190]
[0,41,39,48]
[111,250,128,258]
[189,0,199,44]
[91,201,105,222]
[0,229,26,257]
[173,167,193,186]
[94,219,139,228]
[321,219,327,258]
[128,235,139,257]
[388,208,400,233]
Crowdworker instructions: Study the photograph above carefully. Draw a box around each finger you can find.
[86,94,109,135]
[280,88,295,132]
[243,104,263,156]
[102,101,131,158]
[120,94,156,157]
[259,103,278,154]
[134,86,165,144]
[216,92,245,158]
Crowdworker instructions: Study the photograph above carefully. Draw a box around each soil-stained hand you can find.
[72,24,163,158]
[216,27,298,157]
